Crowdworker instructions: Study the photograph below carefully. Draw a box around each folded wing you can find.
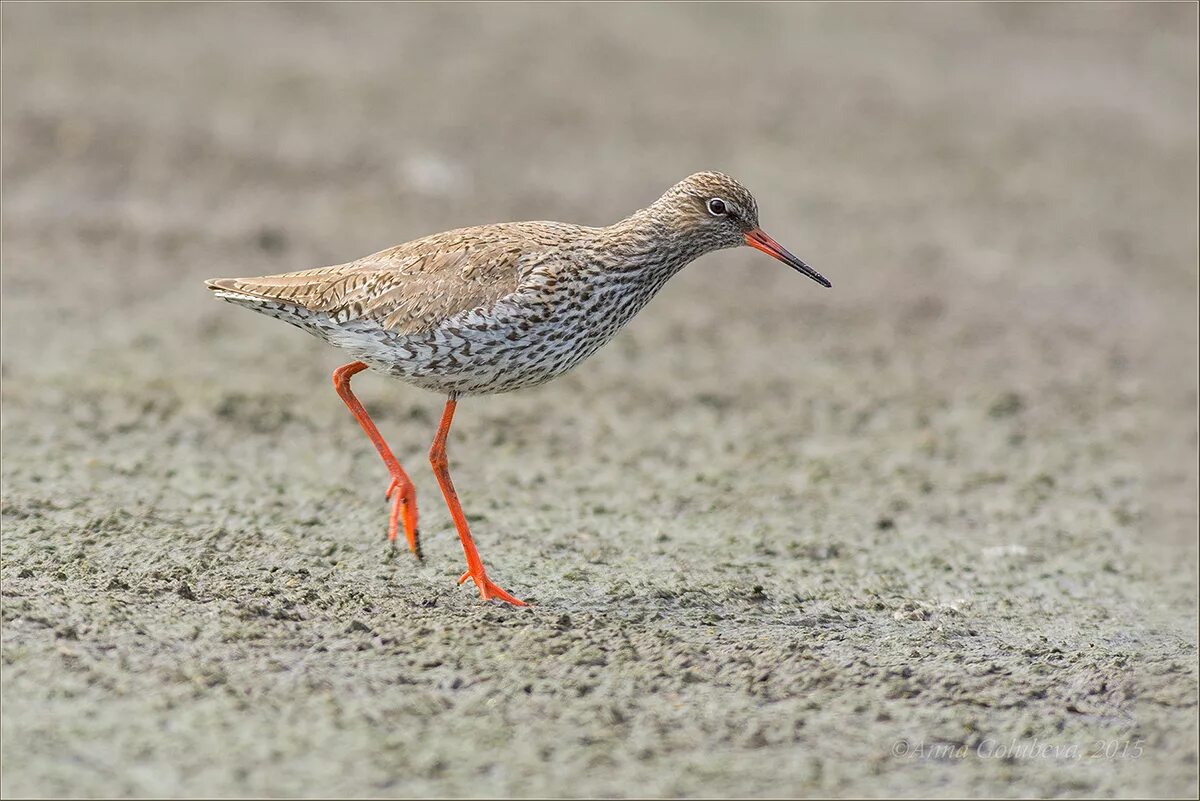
[206,226,534,336]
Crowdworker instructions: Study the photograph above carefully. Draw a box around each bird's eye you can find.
[707,198,728,217]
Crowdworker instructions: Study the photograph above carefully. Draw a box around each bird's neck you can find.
[600,203,709,276]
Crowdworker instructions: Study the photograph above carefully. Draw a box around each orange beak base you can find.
[744,228,830,287]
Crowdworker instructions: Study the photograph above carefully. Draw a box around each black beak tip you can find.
[797,262,832,288]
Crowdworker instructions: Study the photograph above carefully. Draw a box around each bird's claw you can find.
[385,476,420,559]
[458,569,526,606]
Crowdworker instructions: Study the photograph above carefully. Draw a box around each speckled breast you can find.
[316,266,675,396]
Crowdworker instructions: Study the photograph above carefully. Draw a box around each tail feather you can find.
[206,278,304,310]
[205,277,267,300]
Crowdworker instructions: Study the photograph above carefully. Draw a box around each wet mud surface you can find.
[2,4,1196,797]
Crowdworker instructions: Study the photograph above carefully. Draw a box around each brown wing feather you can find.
[206,224,555,336]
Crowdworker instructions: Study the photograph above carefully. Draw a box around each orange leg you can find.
[332,362,420,558]
[429,395,526,606]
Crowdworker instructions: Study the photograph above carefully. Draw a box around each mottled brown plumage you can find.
[207,222,570,337]
[206,172,829,605]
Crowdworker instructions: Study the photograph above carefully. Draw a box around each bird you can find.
[206,171,830,606]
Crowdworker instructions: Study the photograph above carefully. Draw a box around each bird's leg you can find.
[331,361,421,559]
[428,396,526,606]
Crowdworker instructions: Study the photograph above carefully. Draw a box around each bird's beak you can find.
[744,228,830,288]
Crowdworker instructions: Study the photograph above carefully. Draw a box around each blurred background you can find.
[2,3,1196,798]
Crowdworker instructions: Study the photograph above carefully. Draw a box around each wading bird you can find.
[207,172,829,605]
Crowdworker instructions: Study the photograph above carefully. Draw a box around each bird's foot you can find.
[457,569,527,606]
[385,476,420,559]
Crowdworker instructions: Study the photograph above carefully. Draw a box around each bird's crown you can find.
[659,171,759,228]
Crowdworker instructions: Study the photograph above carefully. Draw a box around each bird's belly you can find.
[340,282,646,395]
[379,303,624,395]
[269,275,662,396]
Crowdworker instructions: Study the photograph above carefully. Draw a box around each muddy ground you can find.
[1,3,1196,798]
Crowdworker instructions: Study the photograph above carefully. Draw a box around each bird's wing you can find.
[206,224,559,336]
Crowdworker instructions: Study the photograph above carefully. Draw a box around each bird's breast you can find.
[375,260,678,395]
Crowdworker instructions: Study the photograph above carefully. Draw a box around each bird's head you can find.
[654,171,830,288]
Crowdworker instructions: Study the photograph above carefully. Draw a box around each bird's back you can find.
[207,221,593,337]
